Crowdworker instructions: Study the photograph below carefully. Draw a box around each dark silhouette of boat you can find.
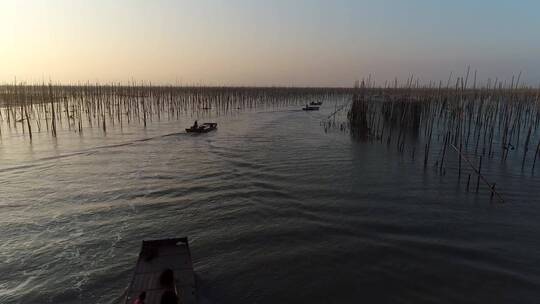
[302,105,320,111]
[310,101,322,106]
[124,237,197,304]
[186,122,217,133]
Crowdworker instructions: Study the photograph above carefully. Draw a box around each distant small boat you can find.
[186,122,217,133]
[310,101,322,106]
[124,237,197,304]
[302,106,320,111]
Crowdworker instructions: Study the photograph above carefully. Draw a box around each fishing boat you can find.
[124,237,197,304]
[310,101,322,106]
[302,105,320,111]
[186,122,217,133]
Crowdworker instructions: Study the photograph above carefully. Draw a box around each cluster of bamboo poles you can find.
[0,83,348,139]
[344,77,540,202]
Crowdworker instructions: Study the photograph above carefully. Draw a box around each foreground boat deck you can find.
[125,238,197,304]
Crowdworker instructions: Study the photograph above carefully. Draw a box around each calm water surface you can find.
[1,101,540,303]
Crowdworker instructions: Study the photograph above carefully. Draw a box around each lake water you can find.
[1,99,540,303]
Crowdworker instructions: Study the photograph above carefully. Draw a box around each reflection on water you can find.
[1,99,540,303]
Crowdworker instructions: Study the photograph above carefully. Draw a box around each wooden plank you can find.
[130,270,195,291]
[134,254,193,274]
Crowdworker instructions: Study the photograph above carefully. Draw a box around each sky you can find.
[1,0,539,87]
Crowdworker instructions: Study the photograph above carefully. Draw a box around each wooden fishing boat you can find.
[186,122,217,133]
[302,106,320,111]
[124,237,197,304]
[310,101,322,106]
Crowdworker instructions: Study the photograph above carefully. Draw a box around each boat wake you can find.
[0,132,192,174]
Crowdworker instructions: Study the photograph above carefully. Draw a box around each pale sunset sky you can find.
[1,0,539,86]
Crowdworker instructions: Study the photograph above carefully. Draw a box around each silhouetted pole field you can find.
[338,75,540,202]
[0,83,349,140]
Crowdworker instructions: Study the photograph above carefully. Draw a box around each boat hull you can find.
[124,237,197,304]
[186,123,217,133]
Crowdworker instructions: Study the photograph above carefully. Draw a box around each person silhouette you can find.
[133,291,146,304]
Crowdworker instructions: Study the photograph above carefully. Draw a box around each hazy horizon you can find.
[2,0,540,86]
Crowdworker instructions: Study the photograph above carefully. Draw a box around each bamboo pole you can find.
[451,144,504,203]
